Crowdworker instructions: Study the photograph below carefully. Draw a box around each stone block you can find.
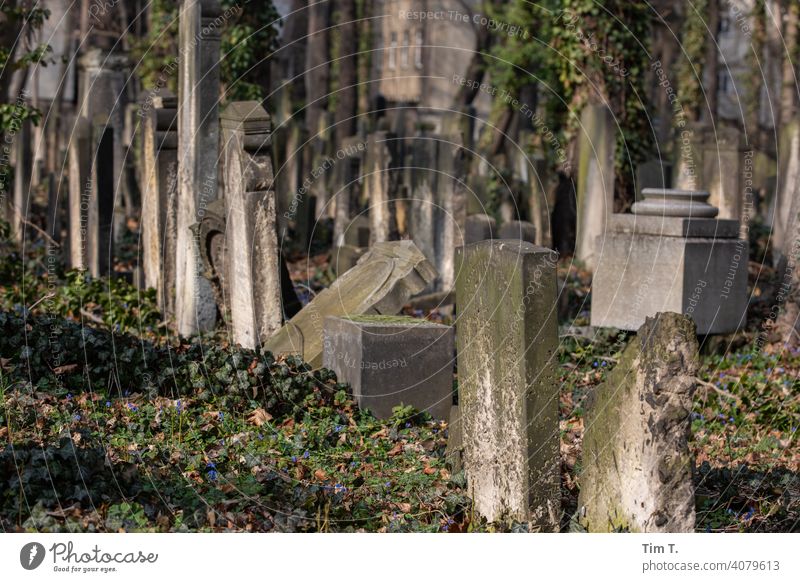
[464,213,495,244]
[455,239,560,528]
[322,315,454,419]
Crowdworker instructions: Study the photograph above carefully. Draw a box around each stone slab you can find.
[609,214,740,238]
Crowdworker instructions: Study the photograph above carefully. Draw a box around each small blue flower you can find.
[105,401,111,408]
[66,393,73,400]
[442,525,449,532]
[303,450,310,459]
[334,483,346,492]
[206,462,216,469]
[385,481,391,488]
[127,403,138,411]
[405,422,411,428]
[601,361,607,367]
[218,412,224,421]
[334,425,342,432]
[291,456,297,463]
[74,414,81,421]
[592,361,598,368]
[207,470,218,481]
[175,400,182,411]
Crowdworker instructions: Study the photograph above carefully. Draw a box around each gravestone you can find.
[220,101,282,349]
[578,313,698,532]
[68,117,91,270]
[434,136,468,290]
[11,118,32,243]
[464,213,495,244]
[409,137,438,267]
[322,315,454,420]
[140,90,179,319]
[455,239,560,528]
[364,131,399,244]
[499,220,536,243]
[773,119,800,263]
[674,122,705,191]
[332,136,366,246]
[591,189,747,335]
[575,104,615,270]
[264,240,437,368]
[86,116,115,277]
[175,0,222,336]
[702,126,744,220]
[78,49,128,242]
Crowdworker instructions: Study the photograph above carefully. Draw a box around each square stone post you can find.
[220,101,282,349]
[176,0,222,336]
[455,239,560,529]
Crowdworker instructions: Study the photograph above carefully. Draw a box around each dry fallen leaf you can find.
[314,468,327,481]
[247,408,273,426]
[387,442,404,457]
[423,464,436,475]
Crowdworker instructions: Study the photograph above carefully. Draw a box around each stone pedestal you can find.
[322,315,454,420]
[455,239,560,528]
[591,189,747,335]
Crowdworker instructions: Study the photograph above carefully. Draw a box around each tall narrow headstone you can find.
[68,117,91,270]
[220,101,282,349]
[575,104,615,270]
[141,90,179,318]
[11,118,32,243]
[332,136,365,246]
[435,136,468,290]
[87,116,115,277]
[176,0,222,336]
[702,126,744,220]
[409,137,438,266]
[455,240,560,528]
[364,131,398,244]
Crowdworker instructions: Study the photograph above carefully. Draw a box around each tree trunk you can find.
[305,1,331,137]
[780,1,799,125]
[704,0,719,123]
[334,1,358,145]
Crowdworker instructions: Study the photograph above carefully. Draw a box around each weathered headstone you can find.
[11,117,32,243]
[702,126,744,220]
[464,213,495,244]
[141,90,179,318]
[575,104,615,270]
[68,117,91,270]
[674,122,705,191]
[591,189,747,335]
[409,137,438,267]
[322,315,454,420]
[86,116,115,277]
[499,220,536,243]
[434,136,468,290]
[773,118,800,263]
[455,239,560,528]
[175,0,222,336]
[220,101,282,349]
[364,131,399,244]
[264,241,437,368]
[332,136,366,246]
[578,312,698,532]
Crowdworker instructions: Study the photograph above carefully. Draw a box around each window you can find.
[388,32,397,70]
[415,30,423,69]
[401,31,410,68]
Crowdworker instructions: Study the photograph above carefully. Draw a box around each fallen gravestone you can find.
[264,240,437,367]
[577,312,699,532]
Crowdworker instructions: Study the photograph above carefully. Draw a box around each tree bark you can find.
[305,1,331,137]
[334,1,358,145]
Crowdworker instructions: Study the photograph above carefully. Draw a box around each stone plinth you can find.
[592,190,747,335]
[322,315,454,420]
[455,239,560,528]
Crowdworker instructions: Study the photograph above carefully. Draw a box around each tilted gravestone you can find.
[264,240,437,368]
[322,315,454,420]
[220,101,282,349]
[591,189,747,335]
[175,0,222,336]
[455,239,560,528]
[140,90,179,319]
[68,117,91,270]
[578,312,698,532]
